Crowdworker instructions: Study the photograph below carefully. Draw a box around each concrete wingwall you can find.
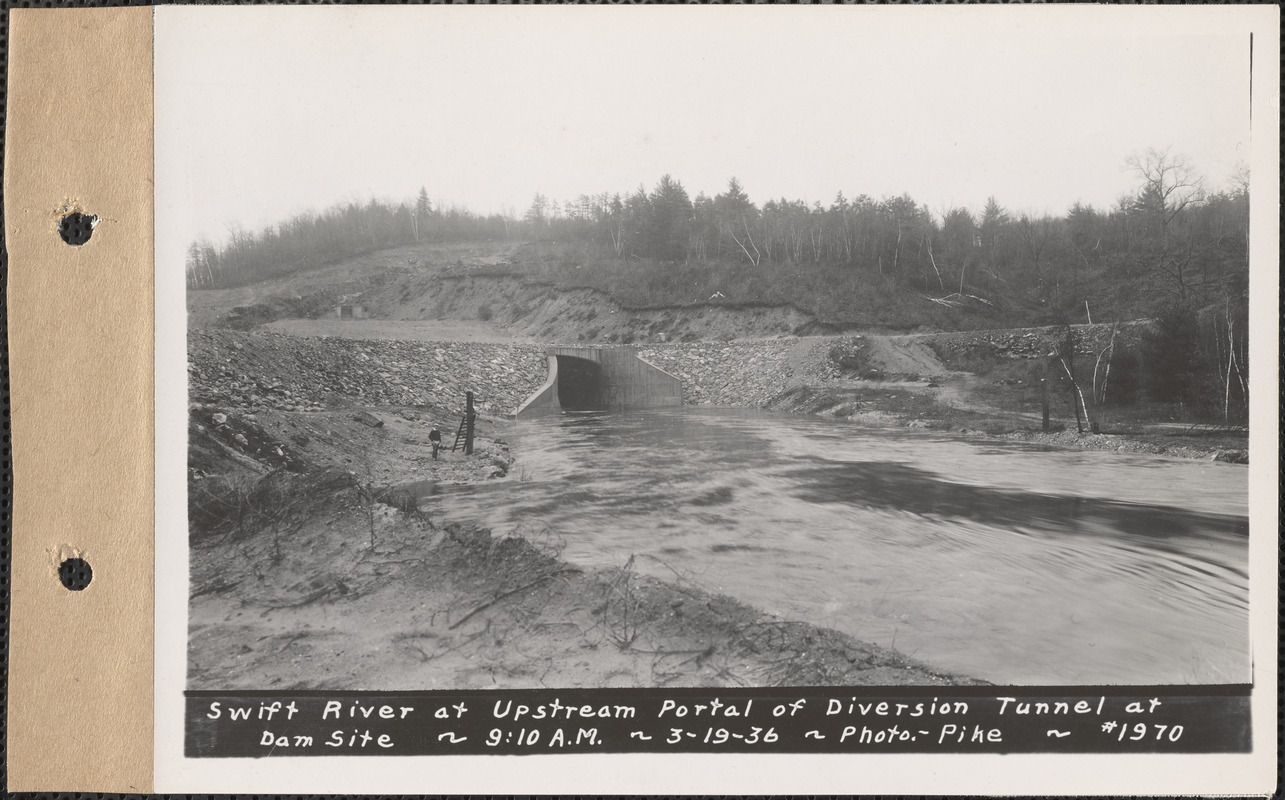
[593,347,683,409]
[512,354,561,417]
[513,346,682,417]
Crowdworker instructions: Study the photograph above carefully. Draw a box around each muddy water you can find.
[418,408,1249,685]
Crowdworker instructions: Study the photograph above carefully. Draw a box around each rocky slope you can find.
[637,339,835,407]
[189,329,548,417]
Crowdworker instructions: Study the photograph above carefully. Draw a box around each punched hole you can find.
[58,212,97,246]
[58,557,92,591]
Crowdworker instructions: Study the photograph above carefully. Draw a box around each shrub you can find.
[1139,305,1210,410]
[1102,341,1141,406]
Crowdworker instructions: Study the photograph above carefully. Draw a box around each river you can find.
[419,408,1249,686]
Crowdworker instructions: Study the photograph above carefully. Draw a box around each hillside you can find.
[187,238,1248,449]
[189,240,1009,342]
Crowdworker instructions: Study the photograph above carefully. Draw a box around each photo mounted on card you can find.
[147,5,1277,795]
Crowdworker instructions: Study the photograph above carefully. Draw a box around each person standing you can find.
[429,426,442,460]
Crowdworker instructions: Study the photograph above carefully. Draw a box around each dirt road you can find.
[263,318,536,344]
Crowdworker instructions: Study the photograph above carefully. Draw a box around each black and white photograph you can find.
[153,5,1276,793]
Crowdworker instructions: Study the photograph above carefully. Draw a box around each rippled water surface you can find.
[421,408,1249,685]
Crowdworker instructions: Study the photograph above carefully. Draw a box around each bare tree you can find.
[1092,319,1119,406]
[1126,149,1206,303]
[1056,328,1096,434]
[1127,148,1205,248]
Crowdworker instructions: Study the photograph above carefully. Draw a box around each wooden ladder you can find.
[451,415,468,452]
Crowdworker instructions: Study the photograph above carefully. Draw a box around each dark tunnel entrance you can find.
[555,355,606,411]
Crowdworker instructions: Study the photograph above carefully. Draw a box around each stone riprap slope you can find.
[188,325,1140,417]
[189,330,548,417]
[189,330,842,416]
[637,338,839,407]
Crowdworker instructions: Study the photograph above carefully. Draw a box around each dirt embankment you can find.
[189,240,843,344]
[189,474,979,690]
[367,272,834,344]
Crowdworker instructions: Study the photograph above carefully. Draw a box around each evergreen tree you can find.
[645,174,693,261]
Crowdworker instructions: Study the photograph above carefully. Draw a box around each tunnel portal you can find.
[554,355,606,411]
[513,346,682,417]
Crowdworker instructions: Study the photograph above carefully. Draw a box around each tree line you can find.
[185,188,511,290]
[189,149,1247,321]
[525,149,1247,320]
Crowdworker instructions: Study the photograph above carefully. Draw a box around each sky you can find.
[156,6,1257,258]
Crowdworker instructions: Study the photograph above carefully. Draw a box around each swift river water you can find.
[418,408,1249,685]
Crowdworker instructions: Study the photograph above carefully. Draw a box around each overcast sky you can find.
[156,6,1255,259]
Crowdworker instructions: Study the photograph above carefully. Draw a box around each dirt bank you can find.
[189,240,843,343]
[188,474,980,690]
[189,405,514,485]
[366,272,834,344]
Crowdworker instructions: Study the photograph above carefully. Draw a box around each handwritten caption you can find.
[186,688,1250,757]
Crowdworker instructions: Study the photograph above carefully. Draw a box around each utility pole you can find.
[465,391,475,455]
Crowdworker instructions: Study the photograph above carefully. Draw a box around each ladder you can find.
[451,416,467,452]
[451,392,476,454]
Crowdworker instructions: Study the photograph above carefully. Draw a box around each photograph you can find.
[8,3,1272,794]
[166,7,1257,699]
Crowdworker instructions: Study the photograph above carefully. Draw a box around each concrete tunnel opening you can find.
[554,355,606,411]
[512,346,684,417]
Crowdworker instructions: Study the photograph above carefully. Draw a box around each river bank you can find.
[764,381,1250,463]
[188,452,981,690]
